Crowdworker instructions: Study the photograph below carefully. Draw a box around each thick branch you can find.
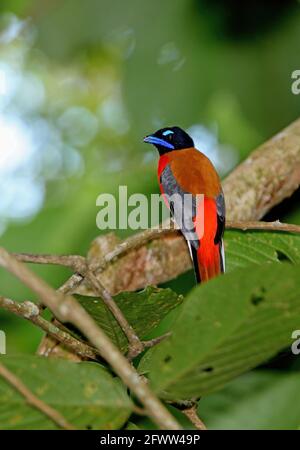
[0,247,181,430]
[224,118,300,220]
[0,362,76,430]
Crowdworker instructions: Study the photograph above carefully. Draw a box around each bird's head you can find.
[143,126,194,155]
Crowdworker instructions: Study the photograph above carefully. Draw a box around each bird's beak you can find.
[143,135,161,145]
[143,135,174,149]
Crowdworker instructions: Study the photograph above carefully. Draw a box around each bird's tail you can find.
[189,239,225,284]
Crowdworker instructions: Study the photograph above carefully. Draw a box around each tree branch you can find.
[13,253,87,273]
[226,220,300,233]
[0,296,100,361]
[0,362,76,430]
[182,405,206,431]
[0,247,182,430]
[224,118,300,221]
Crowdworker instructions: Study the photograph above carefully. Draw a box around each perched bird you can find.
[144,126,225,283]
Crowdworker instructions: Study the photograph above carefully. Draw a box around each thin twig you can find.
[0,247,182,430]
[0,296,100,361]
[59,273,84,294]
[13,253,87,273]
[226,220,300,233]
[143,332,172,348]
[0,362,76,430]
[182,405,206,431]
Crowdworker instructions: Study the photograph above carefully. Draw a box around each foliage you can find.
[138,262,300,400]
[200,370,300,430]
[74,286,183,352]
[0,355,132,429]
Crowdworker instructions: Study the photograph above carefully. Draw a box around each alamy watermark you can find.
[291,70,300,94]
[0,330,6,354]
[291,330,300,355]
[96,186,205,241]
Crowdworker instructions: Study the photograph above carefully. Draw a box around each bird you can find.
[143,126,225,283]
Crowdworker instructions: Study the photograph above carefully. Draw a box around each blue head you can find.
[143,126,194,155]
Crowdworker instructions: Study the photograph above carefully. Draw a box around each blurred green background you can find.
[1,0,300,415]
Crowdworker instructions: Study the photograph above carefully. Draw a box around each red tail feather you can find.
[194,197,224,283]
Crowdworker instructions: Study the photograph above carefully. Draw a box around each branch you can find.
[0,362,76,430]
[224,118,300,221]
[0,296,100,361]
[13,253,87,273]
[59,273,84,294]
[0,247,181,430]
[226,220,300,233]
[182,405,206,431]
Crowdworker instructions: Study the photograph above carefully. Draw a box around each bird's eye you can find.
[162,130,174,139]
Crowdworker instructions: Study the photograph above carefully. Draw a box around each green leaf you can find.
[0,355,132,430]
[139,263,300,400]
[74,286,183,352]
[225,230,300,272]
[200,370,300,430]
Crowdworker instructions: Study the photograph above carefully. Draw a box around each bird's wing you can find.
[160,164,199,249]
[167,148,221,197]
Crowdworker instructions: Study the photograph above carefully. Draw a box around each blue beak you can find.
[143,135,174,149]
